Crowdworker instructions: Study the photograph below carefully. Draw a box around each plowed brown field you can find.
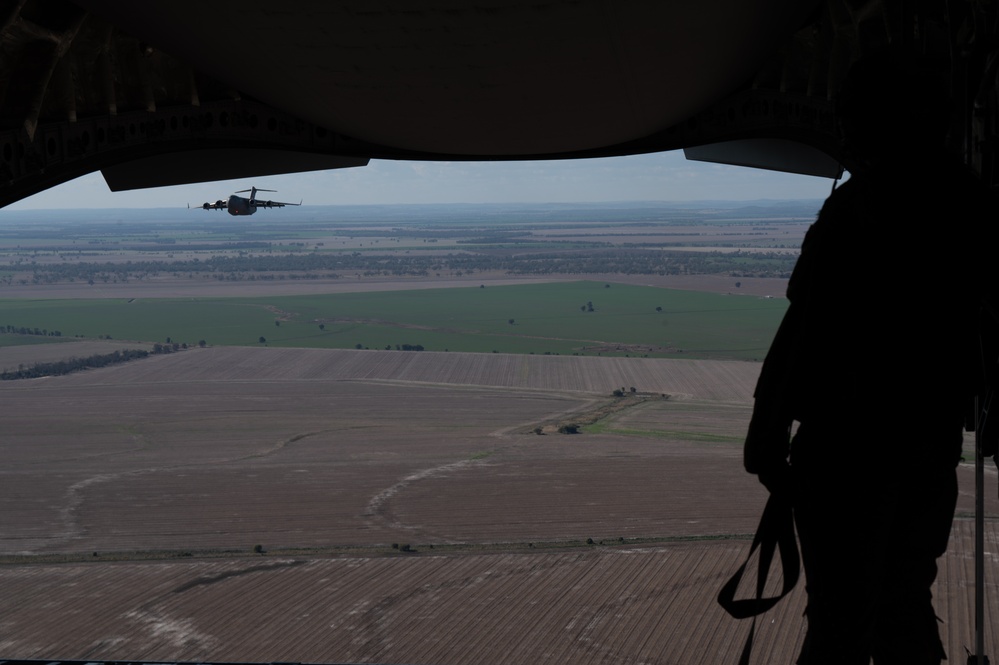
[1,347,996,664]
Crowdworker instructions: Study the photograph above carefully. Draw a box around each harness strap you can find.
[717,490,800,663]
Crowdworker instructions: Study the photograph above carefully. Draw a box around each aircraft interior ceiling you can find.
[0,0,997,205]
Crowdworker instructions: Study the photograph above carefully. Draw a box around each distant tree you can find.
[319,323,325,331]
[355,343,363,349]
[259,336,266,344]
[735,281,742,288]
[605,283,610,288]
[198,339,206,348]
[630,386,637,393]
[656,306,663,312]
[274,320,281,327]
[580,305,586,312]
[508,318,515,325]
[587,301,594,312]
[166,337,171,343]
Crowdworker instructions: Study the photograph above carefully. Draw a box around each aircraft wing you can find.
[255,199,301,208]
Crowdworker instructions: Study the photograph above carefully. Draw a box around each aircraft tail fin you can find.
[235,187,277,202]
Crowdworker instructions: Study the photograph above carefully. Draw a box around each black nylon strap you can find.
[717,490,800,663]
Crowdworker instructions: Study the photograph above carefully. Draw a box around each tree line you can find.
[2,325,63,336]
[9,247,797,286]
[0,345,184,381]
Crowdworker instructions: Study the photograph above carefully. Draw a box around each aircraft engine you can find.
[265,200,273,207]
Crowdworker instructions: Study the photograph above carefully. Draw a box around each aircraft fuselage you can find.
[226,194,256,216]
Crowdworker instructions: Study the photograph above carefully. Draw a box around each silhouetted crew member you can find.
[744,54,996,665]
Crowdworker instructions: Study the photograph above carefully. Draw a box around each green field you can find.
[0,281,787,360]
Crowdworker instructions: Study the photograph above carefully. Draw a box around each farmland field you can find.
[0,204,799,360]
[1,203,996,665]
[1,346,996,664]
[0,280,788,360]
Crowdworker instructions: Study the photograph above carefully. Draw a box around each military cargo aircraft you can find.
[197,187,301,216]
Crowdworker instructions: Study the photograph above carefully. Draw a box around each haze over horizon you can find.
[5,150,837,211]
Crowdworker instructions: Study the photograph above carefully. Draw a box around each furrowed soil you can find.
[0,347,995,664]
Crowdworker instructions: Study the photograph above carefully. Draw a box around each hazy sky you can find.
[6,149,836,210]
